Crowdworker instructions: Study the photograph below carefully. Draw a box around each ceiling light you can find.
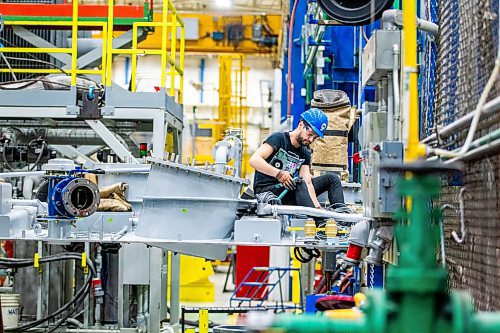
[215,0,231,8]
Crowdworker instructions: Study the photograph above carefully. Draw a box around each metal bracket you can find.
[101,106,115,116]
[66,106,80,116]
[80,94,101,119]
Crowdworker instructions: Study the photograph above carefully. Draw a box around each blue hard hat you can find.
[300,108,328,138]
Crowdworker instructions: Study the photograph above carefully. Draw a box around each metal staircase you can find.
[230,267,303,311]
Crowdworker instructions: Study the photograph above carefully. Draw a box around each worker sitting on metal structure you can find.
[250,108,344,210]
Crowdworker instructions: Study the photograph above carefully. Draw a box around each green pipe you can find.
[272,314,367,333]
[303,26,326,78]
[469,128,500,150]
[472,313,500,333]
[306,74,313,104]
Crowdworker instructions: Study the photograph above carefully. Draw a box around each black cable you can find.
[1,253,96,332]
[46,280,91,333]
[27,140,46,171]
[293,247,320,263]
[1,143,14,171]
[3,56,69,75]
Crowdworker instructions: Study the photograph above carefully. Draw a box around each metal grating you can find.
[430,0,500,311]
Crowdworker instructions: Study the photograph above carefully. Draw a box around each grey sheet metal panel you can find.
[143,157,248,199]
[128,158,248,240]
[137,197,239,240]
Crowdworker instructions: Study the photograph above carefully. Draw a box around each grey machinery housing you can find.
[317,0,396,26]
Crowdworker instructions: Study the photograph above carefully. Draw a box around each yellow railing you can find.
[1,2,107,86]
[0,0,184,103]
[122,0,185,102]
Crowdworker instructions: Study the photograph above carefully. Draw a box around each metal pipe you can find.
[445,137,500,164]
[213,143,229,174]
[12,199,39,207]
[0,171,44,178]
[0,167,149,180]
[348,219,370,247]
[111,226,129,241]
[286,0,300,129]
[422,96,500,144]
[66,329,122,333]
[0,128,107,146]
[302,25,326,78]
[95,245,102,326]
[392,44,401,140]
[387,72,394,141]
[262,204,365,223]
[22,175,41,199]
[382,9,438,37]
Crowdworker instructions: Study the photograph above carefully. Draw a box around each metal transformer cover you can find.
[136,158,248,241]
[362,141,403,218]
[361,30,401,87]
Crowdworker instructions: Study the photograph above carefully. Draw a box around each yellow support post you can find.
[170,13,177,97]
[160,0,168,89]
[131,24,138,92]
[403,0,424,162]
[34,252,41,272]
[70,0,78,86]
[106,0,114,87]
[101,23,107,84]
[290,248,301,306]
[81,252,89,274]
[198,309,209,333]
[179,20,185,104]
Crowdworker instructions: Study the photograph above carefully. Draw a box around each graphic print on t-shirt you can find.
[270,148,305,176]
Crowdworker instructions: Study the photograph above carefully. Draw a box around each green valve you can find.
[181,208,188,213]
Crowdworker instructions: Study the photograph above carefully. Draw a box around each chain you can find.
[369,264,375,289]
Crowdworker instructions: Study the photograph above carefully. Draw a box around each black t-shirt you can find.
[253,132,311,193]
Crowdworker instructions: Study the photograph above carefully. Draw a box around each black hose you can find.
[314,276,326,294]
[1,253,96,332]
[1,143,14,171]
[293,247,321,264]
[28,141,46,171]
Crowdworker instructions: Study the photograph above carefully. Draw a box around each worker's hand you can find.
[276,170,295,190]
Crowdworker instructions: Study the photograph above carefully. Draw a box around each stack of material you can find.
[310,90,357,172]
[98,182,132,212]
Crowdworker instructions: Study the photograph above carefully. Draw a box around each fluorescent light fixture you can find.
[215,0,231,8]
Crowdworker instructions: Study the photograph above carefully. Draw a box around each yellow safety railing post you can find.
[101,23,108,84]
[198,309,209,333]
[106,0,114,87]
[179,20,185,104]
[170,11,177,98]
[160,0,168,89]
[71,0,78,86]
[131,24,138,92]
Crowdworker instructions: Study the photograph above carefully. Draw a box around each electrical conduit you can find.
[286,0,300,129]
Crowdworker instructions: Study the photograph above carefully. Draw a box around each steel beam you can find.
[85,119,139,163]
[76,145,103,156]
[72,28,147,70]
[12,26,72,66]
[50,144,95,165]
